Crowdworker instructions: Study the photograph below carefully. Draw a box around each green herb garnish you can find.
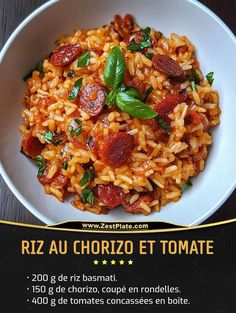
[206,72,214,86]
[104,90,116,106]
[104,46,125,91]
[62,161,68,170]
[74,118,81,125]
[103,46,157,120]
[67,71,76,77]
[155,117,170,134]
[127,43,142,52]
[81,186,94,205]
[67,119,82,136]
[186,68,200,84]
[191,81,197,92]
[80,167,95,187]
[42,131,55,144]
[35,155,46,176]
[68,77,83,100]
[23,59,44,81]
[116,91,157,120]
[143,86,153,102]
[127,27,152,52]
[181,180,193,192]
[123,87,140,99]
[42,131,63,146]
[53,138,63,146]
[146,52,154,60]
[80,171,90,187]
[68,126,82,136]
[78,51,90,67]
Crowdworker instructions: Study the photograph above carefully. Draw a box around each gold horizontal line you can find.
[0,218,235,233]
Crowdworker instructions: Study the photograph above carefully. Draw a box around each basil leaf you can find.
[74,119,81,125]
[116,92,157,120]
[53,138,63,146]
[89,166,95,179]
[206,72,214,86]
[118,84,126,92]
[35,155,46,176]
[23,59,44,81]
[67,119,82,136]
[146,52,153,60]
[35,155,43,167]
[42,131,55,144]
[139,39,151,49]
[181,180,193,192]
[155,117,170,134]
[78,51,90,67]
[68,77,83,100]
[67,125,82,136]
[81,186,94,205]
[186,68,200,84]
[142,27,151,38]
[104,90,116,106]
[80,166,95,187]
[62,161,68,170]
[67,71,76,77]
[143,86,153,102]
[191,81,197,92]
[80,171,90,187]
[127,43,142,52]
[124,87,140,99]
[104,46,125,90]
[127,27,151,52]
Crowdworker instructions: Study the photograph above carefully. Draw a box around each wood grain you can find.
[0,0,235,225]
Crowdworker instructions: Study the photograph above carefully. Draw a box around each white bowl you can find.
[0,0,235,226]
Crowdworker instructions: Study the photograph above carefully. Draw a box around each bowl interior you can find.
[0,0,235,225]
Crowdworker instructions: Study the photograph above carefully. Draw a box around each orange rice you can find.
[19,14,220,215]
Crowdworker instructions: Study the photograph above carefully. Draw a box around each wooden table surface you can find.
[0,0,235,226]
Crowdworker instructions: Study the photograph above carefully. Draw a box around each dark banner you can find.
[48,221,182,231]
[0,220,235,313]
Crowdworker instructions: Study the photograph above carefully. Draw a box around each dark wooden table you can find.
[0,0,235,225]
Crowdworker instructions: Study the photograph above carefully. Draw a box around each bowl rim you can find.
[0,0,235,226]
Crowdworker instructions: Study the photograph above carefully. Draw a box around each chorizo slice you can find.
[99,132,135,168]
[185,110,209,131]
[51,174,68,188]
[152,54,184,78]
[38,164,68,187]
[154,92,188,124]
[78,83,105,116]
[21,132,44,159]
[50,44,82,67]
[97,183,125,208]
